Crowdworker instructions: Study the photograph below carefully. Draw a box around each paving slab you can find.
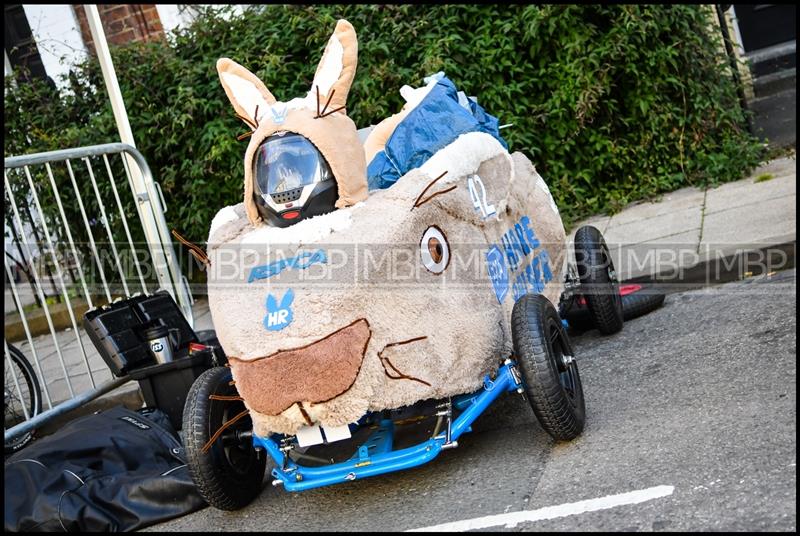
[603,203,703,247]
[610,229,703,281]
[700,194,797,248]
[605,186,706,228]
[749,156,797,181]
[704,171,796,215]
[191,298,214,331]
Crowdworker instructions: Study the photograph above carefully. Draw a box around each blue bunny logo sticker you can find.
[264,289,294,331]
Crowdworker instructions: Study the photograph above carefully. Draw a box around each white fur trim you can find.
[208,205,240,241]
[420,132,512,182]
[534,173,560,215]
[220,71,270,123]
[312,34,344,98]
[239,202,362,246]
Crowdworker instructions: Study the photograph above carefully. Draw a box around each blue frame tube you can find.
[254,361,522,492]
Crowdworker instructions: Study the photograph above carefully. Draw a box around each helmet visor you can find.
[254,134,331,196]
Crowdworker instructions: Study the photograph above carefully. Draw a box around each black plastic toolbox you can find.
[129,349,216,431]
[83,291,199,377]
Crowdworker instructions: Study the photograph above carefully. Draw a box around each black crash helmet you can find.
[252,132,339,227]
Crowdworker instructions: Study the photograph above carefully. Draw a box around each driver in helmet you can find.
[252,132,338,228]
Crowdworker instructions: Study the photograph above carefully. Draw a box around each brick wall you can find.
[73,4,164,50]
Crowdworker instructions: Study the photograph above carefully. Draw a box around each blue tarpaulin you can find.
[367,75,508,191]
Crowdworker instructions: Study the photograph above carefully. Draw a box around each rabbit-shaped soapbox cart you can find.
[183,20,625,510]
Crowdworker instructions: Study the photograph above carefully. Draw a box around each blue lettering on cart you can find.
[520,216,540,250]
[500,233,520,272]
[514,223,531,257]
[492,215,553,303]
[249,249,327,283]
[486,245,509,304]
[264,289,294,331]
[539,249,554,283]
[511,250,554,301]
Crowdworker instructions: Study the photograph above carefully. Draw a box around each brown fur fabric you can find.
[228,319,371,415]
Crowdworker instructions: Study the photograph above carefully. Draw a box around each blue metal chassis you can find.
[253,361,523,492]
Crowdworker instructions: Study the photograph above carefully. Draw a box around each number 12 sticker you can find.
[468,174,496,219]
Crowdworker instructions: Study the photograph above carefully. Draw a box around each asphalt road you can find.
[147,270,796,532]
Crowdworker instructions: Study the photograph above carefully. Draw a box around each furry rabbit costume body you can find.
[208,20,568,438]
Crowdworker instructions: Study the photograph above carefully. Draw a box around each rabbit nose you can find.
[228,319,371,416]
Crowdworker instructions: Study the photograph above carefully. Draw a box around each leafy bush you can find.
[5,4,762,245]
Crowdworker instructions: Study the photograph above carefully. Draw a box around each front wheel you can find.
[511,294,585,441]
[183,366,266,510]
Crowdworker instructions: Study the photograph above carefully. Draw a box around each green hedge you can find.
[5,4,762,243]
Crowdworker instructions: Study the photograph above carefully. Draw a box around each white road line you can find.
[407,485,675,532]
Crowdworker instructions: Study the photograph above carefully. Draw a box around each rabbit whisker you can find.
[201,408,250,453]
[235,113,257,130]
[318,88,336,117]
[319,105,346,118]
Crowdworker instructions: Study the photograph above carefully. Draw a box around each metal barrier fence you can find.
[4,143,193,444]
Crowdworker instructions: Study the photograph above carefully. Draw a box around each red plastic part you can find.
[619,284,643,296]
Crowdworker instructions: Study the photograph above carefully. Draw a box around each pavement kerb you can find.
[623,240,796,294]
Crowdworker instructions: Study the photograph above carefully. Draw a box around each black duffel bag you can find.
[4,406,206,532]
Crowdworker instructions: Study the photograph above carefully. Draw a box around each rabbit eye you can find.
[420,226,450,274]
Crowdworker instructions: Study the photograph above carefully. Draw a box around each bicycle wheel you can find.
[5,344,43,454]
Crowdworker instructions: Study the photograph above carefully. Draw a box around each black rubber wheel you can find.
[512,294,585,441]
[563,288,667,330]
[183,366,266,511]
[574,225,623,334]
[621,291,666,320]
[5,344,42,455]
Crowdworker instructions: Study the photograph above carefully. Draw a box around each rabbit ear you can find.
[266,294,279,312]
[217,58,277,127]
[310,19,358,112]
[280,289,294,309]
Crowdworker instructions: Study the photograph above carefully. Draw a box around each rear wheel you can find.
[562,284,667,330]
[512,294,585,441]
[183,366,266,510]
[574,225,623,334]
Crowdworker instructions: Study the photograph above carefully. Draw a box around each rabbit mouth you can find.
[228,318,371,416]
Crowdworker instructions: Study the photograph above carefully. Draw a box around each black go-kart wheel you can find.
[574,225,623,335]
[183,366,266,511]
[512,293,585,441]
[619,286,666,320]
[563,284,666,331]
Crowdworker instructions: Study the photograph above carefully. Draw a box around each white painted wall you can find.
[157,4,249,36]
[155,4,198,35]
[21,4,87,88]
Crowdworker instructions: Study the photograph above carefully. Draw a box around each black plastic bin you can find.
[83,291,198,377]
[129,349,215,431]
